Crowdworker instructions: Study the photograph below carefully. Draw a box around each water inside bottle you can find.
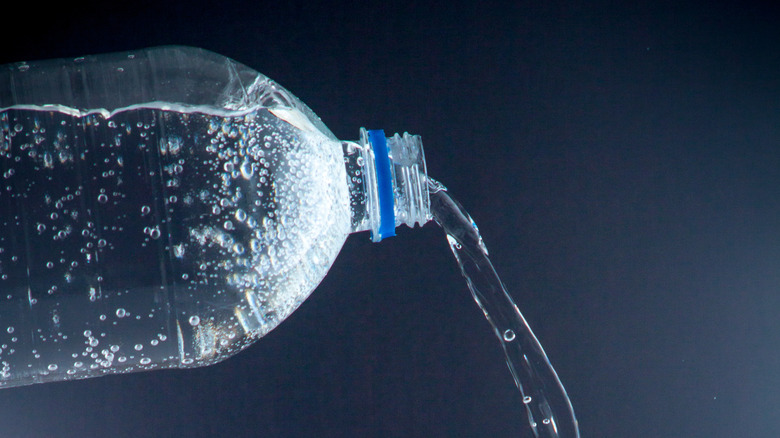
[428,178,580,438]
[0,103,350,386]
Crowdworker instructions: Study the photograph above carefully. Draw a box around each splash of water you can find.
[428,178,579,438]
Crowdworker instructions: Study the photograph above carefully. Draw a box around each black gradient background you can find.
[1,1,779,437]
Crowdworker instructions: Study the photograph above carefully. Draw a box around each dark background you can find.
[2,1,779,437]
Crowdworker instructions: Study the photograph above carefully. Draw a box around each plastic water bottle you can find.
[0,46,430,387]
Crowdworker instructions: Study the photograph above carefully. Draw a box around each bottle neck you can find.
[343,128,431,241]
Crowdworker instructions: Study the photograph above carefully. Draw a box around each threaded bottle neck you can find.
[342,128,431,241]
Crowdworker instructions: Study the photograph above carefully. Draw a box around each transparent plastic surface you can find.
[0,47,354,387]
[0,46,336,141]
[0,45,576,438]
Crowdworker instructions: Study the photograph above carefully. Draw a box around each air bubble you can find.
[97,193,108,203]
[503,329,516,342]
[116,308,126,318]
[189,315,200,326]
[240,160,254,179]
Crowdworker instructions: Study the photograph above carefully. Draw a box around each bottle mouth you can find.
[360,128,431,242]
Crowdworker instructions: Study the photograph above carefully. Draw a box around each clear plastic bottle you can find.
[0,46,430,387]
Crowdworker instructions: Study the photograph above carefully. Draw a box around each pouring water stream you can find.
[427,178,580,438]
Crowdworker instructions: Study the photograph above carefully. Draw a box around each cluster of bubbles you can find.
[0,103,351,387]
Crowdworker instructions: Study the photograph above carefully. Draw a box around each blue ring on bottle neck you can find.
[368,129,395,241]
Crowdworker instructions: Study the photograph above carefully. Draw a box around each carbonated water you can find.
[0,103,350,385]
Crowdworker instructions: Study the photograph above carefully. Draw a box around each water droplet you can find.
[47,364,58,371]
[139,357,151,365]
[523,396,532,404]
[6,326,14,334]
[134,344,143,351]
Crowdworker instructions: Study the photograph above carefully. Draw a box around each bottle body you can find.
[0,47,359,387]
